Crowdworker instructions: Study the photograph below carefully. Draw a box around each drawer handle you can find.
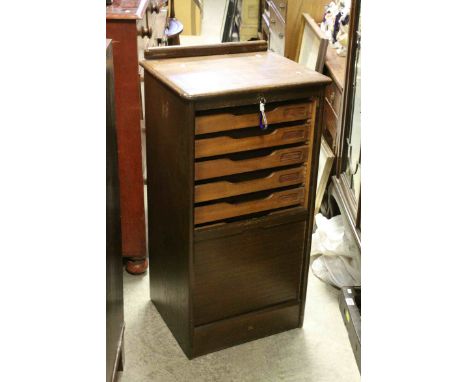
[271,18,276,24]
[280,150,304,162]
[225,190,301,206]
[279,172,301,183]
[278,191,300,202]
[329,91,335,103]
[279,3,286,8]
[279,33,284,39]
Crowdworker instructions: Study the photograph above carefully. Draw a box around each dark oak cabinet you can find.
[141,41,331,358]
[106,40,124,382]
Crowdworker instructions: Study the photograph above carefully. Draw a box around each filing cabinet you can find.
[141,41,331,358]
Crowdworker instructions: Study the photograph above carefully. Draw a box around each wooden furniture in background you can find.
[331,0,361,247]
[106,0,150,273]
[141,41,331,358]
[106,40,124,382]
[322,46,347,155]
[296,13,328,73]
[261,0,330,59]
[315,42,347,218]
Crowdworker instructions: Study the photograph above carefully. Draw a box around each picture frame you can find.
[296,13,328,73]
[315,138,335,215]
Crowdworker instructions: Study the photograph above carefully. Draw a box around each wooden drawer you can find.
[195,102,313,135]
[195,145,309,180]
[195,123,310,158]
[193,218,305,324]
[325,81,342,115]
[195,166,305,203]
[194,187,305,225]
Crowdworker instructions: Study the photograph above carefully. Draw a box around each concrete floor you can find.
[116,269,360,382]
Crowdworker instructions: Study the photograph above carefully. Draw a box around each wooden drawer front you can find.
[195,167,305,203]
[193,219,305,325]
[325,82,342,115]
[195,145,309,180]
[195,102,312,135]
[194,187,305,225]
[193,303,300,357]
[271,0,286,22]
[195,123,309,158]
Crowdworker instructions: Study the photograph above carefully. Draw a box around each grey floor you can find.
[116,269,360,382]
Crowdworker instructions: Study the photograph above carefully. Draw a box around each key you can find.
[259,98,268,130]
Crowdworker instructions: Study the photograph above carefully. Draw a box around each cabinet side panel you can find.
[144,73,194,356]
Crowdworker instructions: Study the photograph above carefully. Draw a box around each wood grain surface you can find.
[106,20,147,262]
[144,70,194,356]
[145,40,268,60]
[193,220,306,324]
[195,167,306,203]
[324,46,347,91]
[195,145,309,180]
[194,187,305,225]
[140,51,331,100]
[195,123,310,158]
[193,303,300,357]
[107,41,125,382]
[143,43,328,358]
[195,102,312,135]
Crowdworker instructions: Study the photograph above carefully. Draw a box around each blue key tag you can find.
[259,98,268,130]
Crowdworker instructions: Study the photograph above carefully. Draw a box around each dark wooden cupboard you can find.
[106,0,150,273]
[106,40,124,382]
[141,41,331,358]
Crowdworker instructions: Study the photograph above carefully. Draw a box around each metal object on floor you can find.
[339,286,361,372]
